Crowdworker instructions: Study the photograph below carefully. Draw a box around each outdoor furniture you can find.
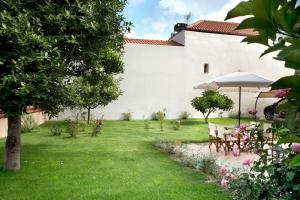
[208,123,220,152]
[216,125,238,155]
[194,71,273,125]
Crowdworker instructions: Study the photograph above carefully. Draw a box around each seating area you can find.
[208,121,274,156]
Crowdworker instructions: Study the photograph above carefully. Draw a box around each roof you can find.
[124,38,183,46]
[186,20,258,36]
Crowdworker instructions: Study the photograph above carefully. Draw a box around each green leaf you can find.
[242,34,269,46]
[278,137,300,144]
[289,154,300,168]
[260,40,285,57]
[225,1,253,20]
[272,75,300,90]
[252,0,273,22]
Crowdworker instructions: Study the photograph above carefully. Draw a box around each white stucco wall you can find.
[58,30,293,120]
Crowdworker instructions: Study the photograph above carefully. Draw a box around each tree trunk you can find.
[4,115,21,171]
[87,108,90,125]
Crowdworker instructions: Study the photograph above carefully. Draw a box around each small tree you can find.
[71,75,122,124]
[191,91,234,123]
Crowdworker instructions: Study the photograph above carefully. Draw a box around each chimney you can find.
[174,23,187,32]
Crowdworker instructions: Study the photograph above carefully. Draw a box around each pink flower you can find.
[232,144,240,157]
[242,159,252,166]
[230,174,237,181]
[219,166,228,176]
[291,143,300,153]
[243,135,249,145]
[239,124,248,130]
[248,108,258,115]
[221,178,228,188]
[275,88,291,98]
[232,129,241,138]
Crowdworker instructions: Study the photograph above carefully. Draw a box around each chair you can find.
[216,125,237,156]
[208,123,219,152]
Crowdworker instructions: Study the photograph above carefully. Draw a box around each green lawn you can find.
[0,118,247,200]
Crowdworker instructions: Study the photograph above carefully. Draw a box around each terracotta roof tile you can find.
[186,20,258,36]
[124,38,183,46]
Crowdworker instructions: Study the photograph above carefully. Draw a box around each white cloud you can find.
[158,0,189,15]
[158,0,244,22]
[125,29,138,38]
[204,0,245,22]
[152,20,167,32]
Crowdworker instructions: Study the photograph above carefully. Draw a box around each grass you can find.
[0,118,248,200]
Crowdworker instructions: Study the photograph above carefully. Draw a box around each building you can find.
[59,20,293,120]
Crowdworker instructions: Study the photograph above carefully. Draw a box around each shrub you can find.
[230,148,300,200]
[173,120,181,130]
[65,120,79,138]
[153,109,167,131]
[122,112,132,121]
[191,90,234,123]
[180,111,190,120]
[50,124,63,136]
[91,120,102,137]
[144,120,150,129]
[21,114,38,133]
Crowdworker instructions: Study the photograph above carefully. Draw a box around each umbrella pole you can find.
[238,87,241,126]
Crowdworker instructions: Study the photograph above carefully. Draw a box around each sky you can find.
[124,0,245,40]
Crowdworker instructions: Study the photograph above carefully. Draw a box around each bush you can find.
[153,109,167,131]
[180,111,190,120]
[230,148,300,200]
[144,120,150,129]
[65,120,79,138]
[91,120,102,136]
[50,124,63,136]
[122,112,132,121]
[173,120,181,130]
[191,90,233,123]
[21,114,38,133]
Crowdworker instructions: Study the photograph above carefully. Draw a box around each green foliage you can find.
[91,120,102,137]
[0,0,131,118]
[65,120,79,138]
[191,90,234,123]
[144,120,150,129]
[179,111,190,120]
[70,75,122,123]
[230,148,300,200]
[226,0,300,169]
[154,109,167,131]
[21,114,38,133]
[122,112,132,121]
[49,124,63,136]
[173,120,181,131]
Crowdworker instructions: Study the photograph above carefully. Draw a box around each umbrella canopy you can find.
[194,72,273,126]
[194,72,273,90]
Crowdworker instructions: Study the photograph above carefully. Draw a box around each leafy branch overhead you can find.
[226,0,300,169]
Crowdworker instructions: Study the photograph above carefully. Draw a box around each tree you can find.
[225,1,300,198]
[0,0,131,171]
[191,91,234,123]
[226,0,300,169]
[72,75,122,124]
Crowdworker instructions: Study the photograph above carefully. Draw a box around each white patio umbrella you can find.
[194,72,273,125]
